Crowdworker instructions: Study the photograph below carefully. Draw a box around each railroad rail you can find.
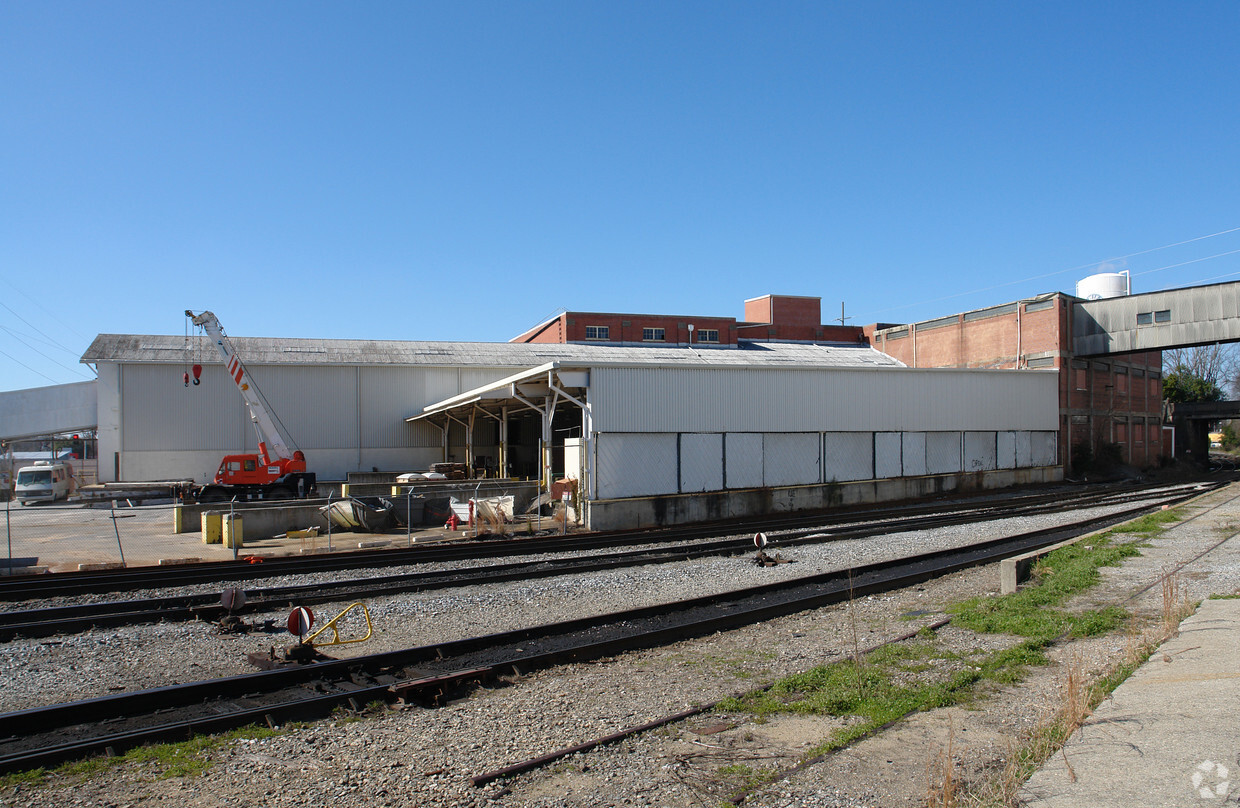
[0,482,1212,640]
[0,485,1209,776]
[0,480,1173,602]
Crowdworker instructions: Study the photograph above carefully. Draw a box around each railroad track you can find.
[0,480,1182,602]
[0,484,1210,776]
[0,482,1213,640]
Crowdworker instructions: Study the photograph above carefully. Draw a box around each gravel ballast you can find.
[2,481,1238,807]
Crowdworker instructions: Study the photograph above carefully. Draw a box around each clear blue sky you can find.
[3,2,1239,392]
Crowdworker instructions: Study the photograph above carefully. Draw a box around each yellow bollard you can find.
[201,511,223,545]
[223,514,244,549]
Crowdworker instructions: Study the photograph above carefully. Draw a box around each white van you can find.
[14,461,75,504]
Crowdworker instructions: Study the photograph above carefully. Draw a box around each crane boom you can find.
[185,310,313,500]
[187,310,295,464]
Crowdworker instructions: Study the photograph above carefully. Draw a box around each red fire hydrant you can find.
[445,513,460,531]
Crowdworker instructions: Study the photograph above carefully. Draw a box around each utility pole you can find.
[837,302,852,327]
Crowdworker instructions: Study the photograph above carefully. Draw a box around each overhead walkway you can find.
[1073,280,1240,356]
[0,381,96,441]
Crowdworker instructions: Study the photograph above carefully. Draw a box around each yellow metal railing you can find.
[306,602,373,647]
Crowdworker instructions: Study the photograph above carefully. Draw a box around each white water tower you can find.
[1075,270,1131,300]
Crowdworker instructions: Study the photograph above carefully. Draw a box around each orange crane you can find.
[185,310,316,501]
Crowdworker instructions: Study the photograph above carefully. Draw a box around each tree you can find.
[1163,344,1234,403]
[1162,369,1225,403]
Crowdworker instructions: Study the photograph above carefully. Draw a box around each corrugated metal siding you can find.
[596,433,678,499]
[902,432,927,476]
[763,433,821,487]
[361,367,444,448]
[122,364,245,451]
[823,432,873,482]
[925,432,962,474]
[725,433,763,489]
[997,431,1017,470]
[964,432,997,472]
[248,365,357,449]
[589,367,1057,433]
[680,433,723,493]
[874,432,902,479]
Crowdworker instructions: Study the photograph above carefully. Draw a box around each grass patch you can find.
[949,537,1140,641]
[0,725,283,791]
[717,636,1046,762]
[716,762,777,792]
[1109,508,1182,534]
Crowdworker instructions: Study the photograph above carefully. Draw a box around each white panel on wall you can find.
[997,431,1017,469]
[1015,431,1034,467]
[726,433,764,489]
[874,432,902,479]
[925,432,962,474]
[763,433,821,487]
[680,433,724,493]
[596,433,678,499]
[964,432,998,471]
[902,432,927,476]
[824,432,874,482]
[1031,431,1058,466]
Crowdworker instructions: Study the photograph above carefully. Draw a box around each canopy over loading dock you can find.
[410,358,1062,530]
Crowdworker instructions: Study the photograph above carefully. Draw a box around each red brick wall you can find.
[869,297,1167,469]
[556,314,737,345]
[743,295,822,327]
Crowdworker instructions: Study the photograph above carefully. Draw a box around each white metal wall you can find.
[874,432,902,479]
[593,429,1059,499]
[964,432,998,472]
[111,361,517,482]
[764,433,821,487]
[589,366,1058,433]
[823,432,874,482]
[725,433,763,489]
[596,433,678,499]
[679,433,723,493]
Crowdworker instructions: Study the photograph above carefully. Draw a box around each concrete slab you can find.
[1021,598,1240,806]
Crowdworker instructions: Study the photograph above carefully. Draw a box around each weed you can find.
[949,537,1140,641]
[716,762,776,791]
[0,725,284,790]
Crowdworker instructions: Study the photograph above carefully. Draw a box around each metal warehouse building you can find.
[82,333,1060,530]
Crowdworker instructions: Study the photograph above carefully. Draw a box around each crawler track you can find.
[0,488,1206,775]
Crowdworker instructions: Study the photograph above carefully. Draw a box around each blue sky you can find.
[3,2,1239,391]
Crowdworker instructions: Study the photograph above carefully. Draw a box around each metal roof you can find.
[81,333,905,370]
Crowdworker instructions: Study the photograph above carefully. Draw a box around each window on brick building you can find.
[585,325,609,340]
[696,329,719,343]
[642,327,665,341]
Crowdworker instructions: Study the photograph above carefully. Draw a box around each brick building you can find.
[513,290,1166,472]
[865,293,1166,470]
[511,294,864,347]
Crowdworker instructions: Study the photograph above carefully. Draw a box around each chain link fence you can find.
[2,499,187,574]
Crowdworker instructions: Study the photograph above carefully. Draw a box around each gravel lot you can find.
[2,479,1237,807]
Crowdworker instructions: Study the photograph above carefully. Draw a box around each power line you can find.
[855,225,1240,322]
[0,298,82,357]
[0,348,63,386]
[0,327,94,381]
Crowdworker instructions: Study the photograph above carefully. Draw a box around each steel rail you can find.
[0,481,1169,601]
[0,489,1202,775]
[0,483,1210,641]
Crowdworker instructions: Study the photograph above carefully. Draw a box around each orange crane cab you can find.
[186,310,317,502]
